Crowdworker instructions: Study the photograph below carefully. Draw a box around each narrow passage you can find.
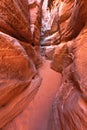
[3,58,62,130]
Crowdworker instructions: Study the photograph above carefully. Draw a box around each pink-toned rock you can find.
[62,0,87,41]
[71,24,87,101]
[0,32,42,128]
[59,0,74,24]
[41,0,61,45]
[45,46,57,60]
[51,43,73,72]
[50,17,87,130]
[41,32,60,46]
[0,0,87,130]
[2,58,61,130]
[20,42,42,67]
[49,1,87,130]
[51,63,87,130]
[28,0,43,45]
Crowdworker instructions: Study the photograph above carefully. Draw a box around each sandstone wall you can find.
[0,0,87,129]
[50,0,87,130]
[0,0,32,43]
[28,0,43,45]
[0,0,42,128]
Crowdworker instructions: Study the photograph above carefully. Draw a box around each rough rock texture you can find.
[40,46,57,60]
[45,46,57,60]
[0,0,87,130]
[20,41,42,67]
[41,32,60,46]
[59,0,74,24]
[50,0,87,130]
[62,0,87,41]
[0,32,42,128]
[51,25,87,130]
[28,0,43,45]
[2,59,61,130]
[0,0,42,129]
[0,0,32,43]
[41,0,61,46]
[71,25,87,101]
[28,0,43,66]
[51,43,73,72]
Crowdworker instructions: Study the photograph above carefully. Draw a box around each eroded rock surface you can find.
[28,0,43,45]
[0,0,42,129]
[61,0,87,41]
[49,0,87,130]
[0,0,32,43]
[0,32,42,128]
[41,0,61,46]
[0,0,87,130]
[51,25,87,130]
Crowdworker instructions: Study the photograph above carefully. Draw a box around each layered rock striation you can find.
[28,0,43,46]
[0,0,87,130]
[0,0,43,128]
[50,0,87,130]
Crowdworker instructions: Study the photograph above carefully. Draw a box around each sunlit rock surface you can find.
[0,0,87,130]
[0,0,42,129]
[51,24,87,130]
[50,0,87,130]
[0,32,42,128]
[41,0,61,46]
[51,43,73,72]
[62,0,87,41]
[0,0,32,43]
[28,0,43,45]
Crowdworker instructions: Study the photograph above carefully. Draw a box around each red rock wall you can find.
[0,0,42,128]
[50,0,87,130]
[62,0,87,41]
[0,0,87,129]
[51,25,87,130]
[41,0,61,46]
[0,0,32,43]
[28,0,43,45]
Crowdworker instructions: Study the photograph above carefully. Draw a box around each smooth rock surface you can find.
[0,32,42,128]
[2,59,62,130]
[0,0,87,130]
[50,19,87,130]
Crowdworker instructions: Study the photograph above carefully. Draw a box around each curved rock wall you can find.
[51,24,87,130]
[0,0,42,128]
[0,0,87,129]
[28,0,43,45]
[0,0,32,43]
[41,0,61,46]
[50,0,87,130]
[62,0,87,41]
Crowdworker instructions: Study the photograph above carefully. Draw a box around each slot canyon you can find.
[0,0,87,130]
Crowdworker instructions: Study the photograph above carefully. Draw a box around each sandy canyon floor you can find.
[3,58,62,130]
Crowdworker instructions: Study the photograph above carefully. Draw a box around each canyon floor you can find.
[3,58,62,130]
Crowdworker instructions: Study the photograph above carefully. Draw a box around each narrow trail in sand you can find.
[3,58,61,130]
